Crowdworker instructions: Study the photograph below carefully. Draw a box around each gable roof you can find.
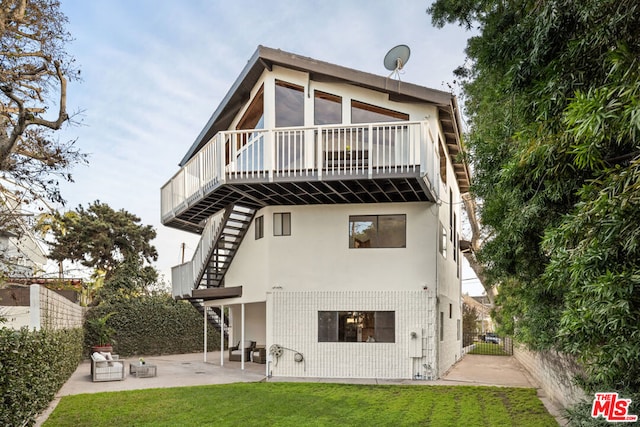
[179,45,470,192]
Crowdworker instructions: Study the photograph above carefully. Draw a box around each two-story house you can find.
[161,46,470,380]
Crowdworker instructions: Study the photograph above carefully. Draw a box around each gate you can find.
[463,332,513,356]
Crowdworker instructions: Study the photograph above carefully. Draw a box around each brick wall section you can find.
[514,345,588,409]
[31,285,85,330]
[269,290,437,379]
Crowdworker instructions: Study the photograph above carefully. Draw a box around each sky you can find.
[50,0,485,295]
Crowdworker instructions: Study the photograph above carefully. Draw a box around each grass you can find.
[44,383,557,426]
[468,342,510,356]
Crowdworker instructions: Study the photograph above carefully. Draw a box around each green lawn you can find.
[44,383,557,426]
[468,342,510,356]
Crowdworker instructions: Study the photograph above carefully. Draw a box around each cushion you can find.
[92,352,107,368]
[242,340,253,349]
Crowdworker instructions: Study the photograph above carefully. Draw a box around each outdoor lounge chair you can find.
[251,346,267,364]
[228,340,256,361]
[91,352,125,382]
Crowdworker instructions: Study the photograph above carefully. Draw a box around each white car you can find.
[484,333,501,344]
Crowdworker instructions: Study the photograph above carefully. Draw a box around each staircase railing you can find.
[171,210,226,298]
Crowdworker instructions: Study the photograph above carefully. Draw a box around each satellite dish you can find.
[384,44,411,73]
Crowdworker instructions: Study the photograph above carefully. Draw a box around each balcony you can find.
[161,120,441,233]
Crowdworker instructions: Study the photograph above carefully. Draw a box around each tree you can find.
[1,0,85,208]
[462,301,478,347]
[428,0,640,393]
[41,201,158,281]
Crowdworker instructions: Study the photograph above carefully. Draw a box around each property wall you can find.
[267,289,436,379]
[31,285,85,331]
[514,345,588,409]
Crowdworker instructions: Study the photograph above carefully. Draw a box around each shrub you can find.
[0,327,84,426]
[84,293,222,356]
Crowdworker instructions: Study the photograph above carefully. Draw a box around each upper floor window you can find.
[273,212,291,236]
[275,80,304,127]
[237,85,264,131]
[351,100,408,124]
[254,215,264,240]
[349,214,406,248]
[314,91,342,125]
[439,221,447,258]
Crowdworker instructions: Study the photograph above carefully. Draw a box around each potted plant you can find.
[87,312,116,353]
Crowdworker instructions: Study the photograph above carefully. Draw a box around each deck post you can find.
[241,303,246,370]
[266,130,274,182]
[220,304,225,366]
[203,305,207,362]
[368,124,373,179]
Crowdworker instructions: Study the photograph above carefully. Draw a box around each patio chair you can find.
[251,346,267,364]
[229,340,256,361]
[91,352,125,382]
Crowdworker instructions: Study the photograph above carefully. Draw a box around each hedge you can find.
[84,294,222,356]
[0,327,84,427]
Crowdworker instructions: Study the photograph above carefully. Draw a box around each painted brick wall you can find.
[514,345,588,409]
[269,289,436,379]
[32,285,85,330]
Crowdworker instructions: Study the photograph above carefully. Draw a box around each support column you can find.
[241,303,245,370]
[220,305,225,366]
[203,306,207,362]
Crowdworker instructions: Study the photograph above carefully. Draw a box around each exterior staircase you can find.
[195,204,256,289]
[190,299,229,336]
[182,204,257,335]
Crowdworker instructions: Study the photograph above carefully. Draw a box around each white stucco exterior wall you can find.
[214,200,462,378]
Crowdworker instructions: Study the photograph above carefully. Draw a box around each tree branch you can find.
[24,61,68,129]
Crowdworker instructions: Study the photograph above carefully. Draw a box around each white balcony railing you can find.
[161,121,439,222]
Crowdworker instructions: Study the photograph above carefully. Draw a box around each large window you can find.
[275,80,304,127]
[314,91,342,125]
[318,311,395,342]
[273,212,291,236]
[349,214,406,248]
[231,85,265,168]
[351,100,408,124]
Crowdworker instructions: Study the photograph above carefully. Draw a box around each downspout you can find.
[434,203,440,378]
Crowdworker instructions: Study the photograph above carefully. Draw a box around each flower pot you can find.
[91,345,113,353]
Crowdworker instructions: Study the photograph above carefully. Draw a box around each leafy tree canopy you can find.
[39,201,158,281]
[428,0,640,392]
